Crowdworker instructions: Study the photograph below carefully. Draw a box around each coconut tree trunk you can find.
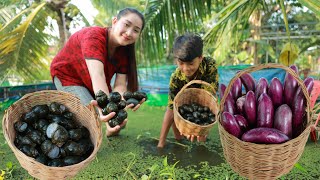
[56,8,68,48]
[249,10,262,65]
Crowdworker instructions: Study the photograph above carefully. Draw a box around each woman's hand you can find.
[91,99,128,137]
[90,100,116,122]
[126,98,146,111]
[105,119,128,137]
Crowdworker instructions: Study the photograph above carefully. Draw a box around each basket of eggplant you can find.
[218,63,313,180]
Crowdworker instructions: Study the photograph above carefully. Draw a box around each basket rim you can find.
[2,90,102,171]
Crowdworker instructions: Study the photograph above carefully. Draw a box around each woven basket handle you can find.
[178,80,216,96]
[220,63,311,124]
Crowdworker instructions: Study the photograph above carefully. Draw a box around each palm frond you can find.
[137,0,212,66]
[297,0,320,17]
[0,2,52,82]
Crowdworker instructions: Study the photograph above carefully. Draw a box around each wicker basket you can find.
[173,80,218,136]
[2,90,102,180]
[218,63,312,180]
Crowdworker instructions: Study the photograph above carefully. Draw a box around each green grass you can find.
[1,106,320,179]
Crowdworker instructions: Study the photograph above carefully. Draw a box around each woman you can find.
[50,8,146,137]
[157,33,219,148]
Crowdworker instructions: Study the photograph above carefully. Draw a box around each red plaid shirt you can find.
[50,26,129,96]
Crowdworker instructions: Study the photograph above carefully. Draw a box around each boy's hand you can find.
[181,133,207,142]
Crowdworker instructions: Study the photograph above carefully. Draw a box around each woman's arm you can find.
[113,73,127,95]
[85,59,110,95]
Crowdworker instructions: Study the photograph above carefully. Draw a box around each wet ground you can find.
[138,138,225,169]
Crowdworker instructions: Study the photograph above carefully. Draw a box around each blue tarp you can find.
[0,65,289,109]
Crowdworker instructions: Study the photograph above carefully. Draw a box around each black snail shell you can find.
[117,109,128,122]
[35,154,48,164]
[123,91,133,100]
[63,111,73,120]
[108,118,120,128]
[51,126,69,147]
[14,121,28,133]
[63,156,84,166]
[48,159,64,167]
[41,140,60,159]
[68,129,83,141]
[97,94,109,108]
[132,91,148,101]
[27,130,45,145]
[109,92,121,103]
[117,100,127,109]
[49,102,67,115]
[63,141,85,156]
[22,111,38,124]
[105,102,118,114]
[46,123,60,138]
[15,135,36,148]
[32,105,49,119]
[126,98,139,107]
[19,145,39,158]
[95,90,107,99]
[33,119,49,133]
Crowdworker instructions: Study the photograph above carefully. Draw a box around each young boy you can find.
[157,33,219,148]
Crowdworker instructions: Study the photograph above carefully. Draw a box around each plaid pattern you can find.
[168,57,219,109]
[51,26,129,96]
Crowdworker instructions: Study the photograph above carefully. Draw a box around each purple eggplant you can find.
[240,73,255,92]
[255,77,268,100]
[257,93,274,128]
[241,127,290,144]
[221,112,242,138]
[236,96,246,115]
[219,84,227,99]
[231,78,242,101]
[234,114,249,132]
[274,104,292,138]
[294,77,314,97]
[292,77,314,137]
[284,65,299,106]
[224,94,236,115]
[244,91,256,127]
[268,77,283,108]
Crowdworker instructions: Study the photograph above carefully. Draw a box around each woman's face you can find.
[112,13,143,46]
[176,56,203,78]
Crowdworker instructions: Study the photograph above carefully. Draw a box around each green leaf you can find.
[148,164,159,172]
[193,174,201,178]
[278,0,291,40]
[141,174,148,180]
[294,163,307,172]
[5,162,12,169]
[163,156,168,167]
[297,0,320,17]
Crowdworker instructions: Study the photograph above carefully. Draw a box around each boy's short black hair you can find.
[173,33,203,62]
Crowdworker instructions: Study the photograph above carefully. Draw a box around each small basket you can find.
[2,90,102,180]
[173,80,218,136]
[218,63,311,180]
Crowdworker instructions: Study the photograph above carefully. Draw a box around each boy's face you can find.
[176,56,203,78]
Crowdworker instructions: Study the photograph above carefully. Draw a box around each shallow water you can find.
[138,138,225,169]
